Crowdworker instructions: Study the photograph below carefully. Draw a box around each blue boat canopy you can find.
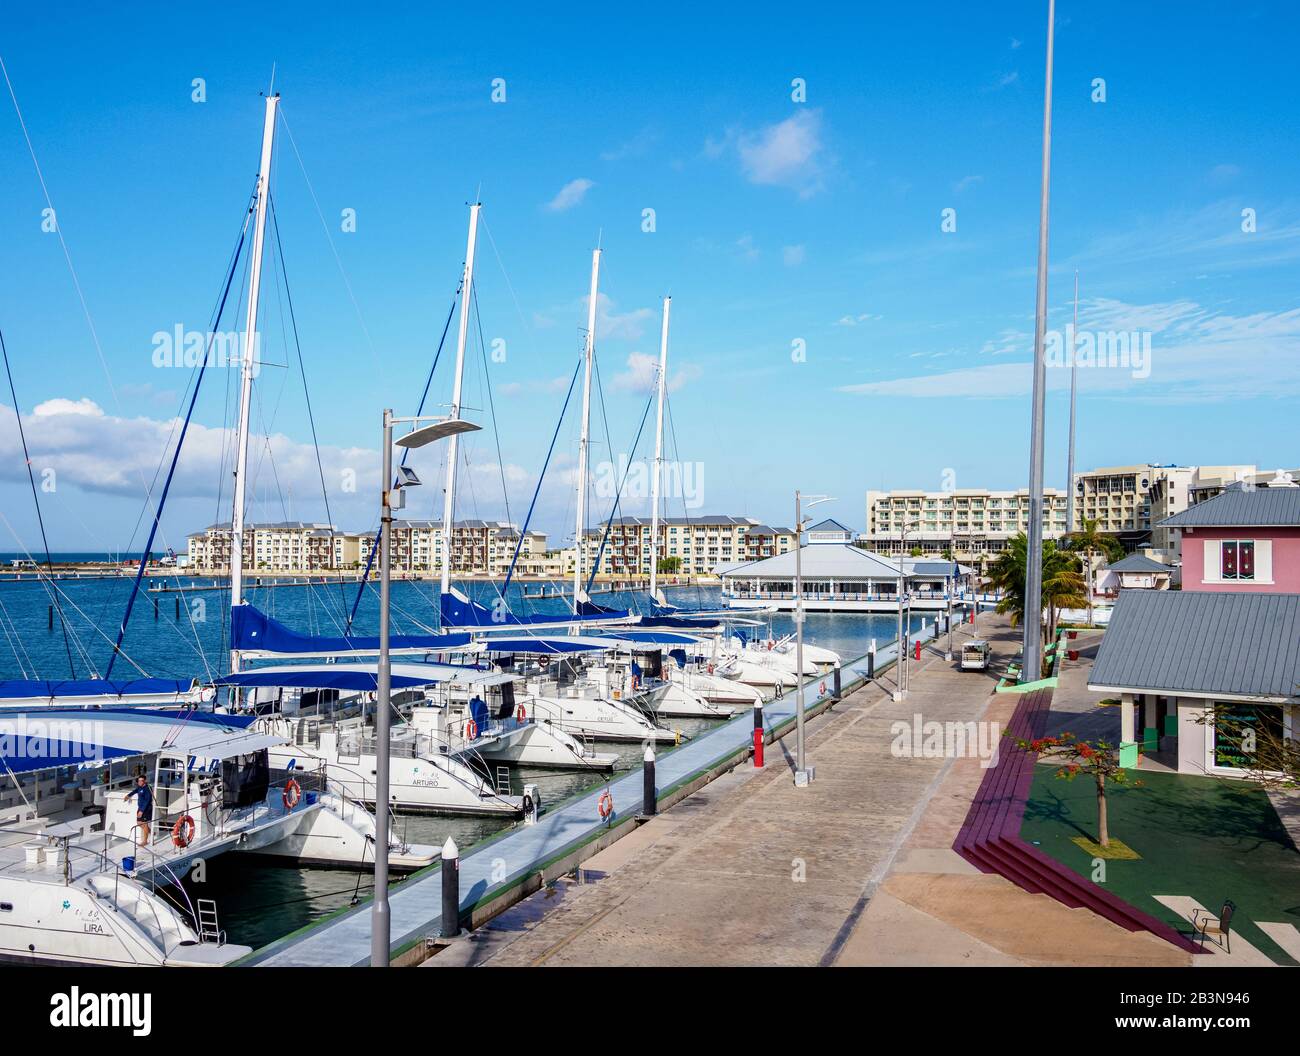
[440,589,629,630]
[0,708,275,777]
[212,661,497,692]
[0,678,200,701]
[231,604,469,657]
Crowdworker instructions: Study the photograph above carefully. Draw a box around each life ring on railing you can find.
[597,788,614,820]
[172,814,195,848]
[766,639,774,651]
[465,719,479,740]
[819,681,827,695]
[282,778,302,811]
[515,705,526,723]
[706,663,715,675]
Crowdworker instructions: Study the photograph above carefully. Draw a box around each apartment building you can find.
[581,515,796,578]
[186,521,337,573]
[862,488,1070,563]
[1070,464,1202,550]
[188,519,547,576]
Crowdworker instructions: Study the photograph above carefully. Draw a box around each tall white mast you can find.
[573,247,601,613]
[440,202,482,596]
[649,296,670,600]
[229,93,279,674]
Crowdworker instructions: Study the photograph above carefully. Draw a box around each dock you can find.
[241,628,934,967]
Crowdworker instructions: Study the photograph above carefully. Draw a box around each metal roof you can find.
[1106,553,1171,573]
[1089,590,1300,700]
[719,544,902,580]
[1160,485,1300,528]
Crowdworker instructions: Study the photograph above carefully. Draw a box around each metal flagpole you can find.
[1022,0,1056,684]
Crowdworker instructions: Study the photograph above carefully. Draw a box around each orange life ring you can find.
[282,778,302,811]
[819,681,827,695]
[465,718,479,740]
[172,814,195,848]
[706,663,715,675]
[597,788,614,820]
[516,704,527,722]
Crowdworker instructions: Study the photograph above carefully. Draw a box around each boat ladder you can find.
[196,898,225,946]
[494,766,511,796]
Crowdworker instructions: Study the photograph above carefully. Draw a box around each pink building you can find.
[1161,475,1300,593]
[1089,475,1300,779]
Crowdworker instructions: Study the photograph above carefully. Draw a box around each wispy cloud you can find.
[709,110,827,198]
[601,128,658,162]
[611,352,701,394]
[952,174,983,194]
[782,244,806,267]
[545,178,595,212]
[835,313,880,327]
[838,299,1300,403]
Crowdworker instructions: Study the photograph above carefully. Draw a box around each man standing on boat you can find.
[124,774,153,846]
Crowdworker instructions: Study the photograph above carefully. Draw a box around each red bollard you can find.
[914,639,921,661]
[752,702,764,768]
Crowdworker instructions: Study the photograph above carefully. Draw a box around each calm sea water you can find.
[0,574,923,951]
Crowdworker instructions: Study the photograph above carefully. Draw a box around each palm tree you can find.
[1061,517,1123,626]
[986,533,1087,661]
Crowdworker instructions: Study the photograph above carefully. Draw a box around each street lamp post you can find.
[371,410,479,968]
[793,490,833,787]
[894,522,919,701]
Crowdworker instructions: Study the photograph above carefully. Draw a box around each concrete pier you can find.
[242,628,930,967]
[426,614,1188,968]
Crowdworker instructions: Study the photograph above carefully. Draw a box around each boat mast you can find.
[649,296,670,600]
[573,247,601,613]
[229,93,279,675]
[440,203,481,596]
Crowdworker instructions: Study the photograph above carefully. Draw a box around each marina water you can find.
[0,573,928,951]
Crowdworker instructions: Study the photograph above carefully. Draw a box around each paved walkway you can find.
[434,615,1194,968]
[431,617,1016,967]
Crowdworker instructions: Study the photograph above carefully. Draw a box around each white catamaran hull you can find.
[528,693,677,744]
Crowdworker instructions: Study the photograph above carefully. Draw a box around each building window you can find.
[1221,540,1255,581]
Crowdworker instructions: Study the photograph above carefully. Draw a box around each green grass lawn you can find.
[1020,765,1300,965]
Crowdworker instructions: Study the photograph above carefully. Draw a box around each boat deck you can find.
[243,628,931,967]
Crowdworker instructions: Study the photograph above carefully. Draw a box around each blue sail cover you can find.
[596,630,703,645]
[575,599,631,620]
[213,668,442,692]
[231,604,469,655]
[0,708,258,776]
[0,678,198,701]
[476,637,612,655]
[439,591,628,629]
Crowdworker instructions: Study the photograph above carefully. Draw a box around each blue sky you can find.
[1,1,1297,553]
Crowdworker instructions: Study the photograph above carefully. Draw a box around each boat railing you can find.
[63,831,207,957]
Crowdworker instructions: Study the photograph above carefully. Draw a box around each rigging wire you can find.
[0,326,75,676]
[103,203,253,678]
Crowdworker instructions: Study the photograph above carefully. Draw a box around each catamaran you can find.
[0,707,434,967]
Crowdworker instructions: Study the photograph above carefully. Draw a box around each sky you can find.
[1,1,1297,555]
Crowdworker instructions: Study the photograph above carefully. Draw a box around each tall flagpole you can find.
[439,203,481,596]
[649,296,670,600]
[573,248,601,612]
[229,93,278,675]
[1022,0,1056,683]
[1066,269,1079,533]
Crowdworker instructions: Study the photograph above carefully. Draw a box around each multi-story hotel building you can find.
[862,488,1070,563]
[188,520,547,576]
[1070,464,1196,547]
[186,521,338,573]
[581,516,796,578]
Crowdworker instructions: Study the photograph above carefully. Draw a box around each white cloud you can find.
[611,352,700,395]
[839,299,1300,403]
[586,292,654,341]
[782,244,805,267]
[601,128,657,162]
[0,400,532,513]
[835,313,879,327]
[544,178,595,212]
[953,174,983,194]
[715,109,826,198]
